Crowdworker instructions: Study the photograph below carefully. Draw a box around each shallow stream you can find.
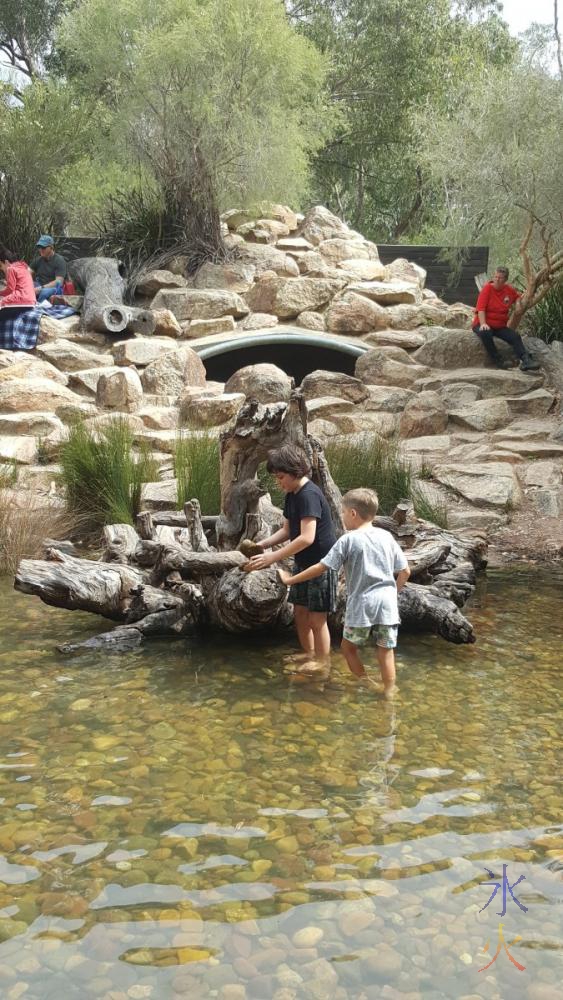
[0,566,561,1000]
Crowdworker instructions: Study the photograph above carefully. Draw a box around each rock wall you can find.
[0,204,562,545]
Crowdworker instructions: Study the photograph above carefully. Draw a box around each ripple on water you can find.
[0,566,561,998]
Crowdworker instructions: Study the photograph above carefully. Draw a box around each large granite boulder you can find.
[246,275,345,319]
[337,259,388,281]
[365,330,427,350]
[0,357,68,385]
[141,347,207,396]
[399,391,447,438]
[301,370,369,403]
[295,311,325,331]
[225,363,292,403]
[318,238,379,265]
[416,368,543,398]
[448,399,512,432]
[152,309,184,338]
[0,412,65,436]
[150,288,249,321]
[433,462,522,509]
[179,392,245,428]
[325,292,389,334]
[386,258,426,288]
[241,313,279,331]
[356,349,430,389]
[298,205,351,246]
[413,329,508,369]
[184,317,236,339]
[136,269,187,297]
[112,338,179,367]
[363,385,416,412]
[68,366,123,397]
[235,244,299,277]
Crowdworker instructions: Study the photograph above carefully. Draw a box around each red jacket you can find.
[0,261,36,308]
[474,281,520,329]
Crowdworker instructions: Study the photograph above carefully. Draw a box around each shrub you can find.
[325,434,413,515]
[59,419,158,531]
[173,431,221,514]
[0,492,71,577]
[525,280,563,344]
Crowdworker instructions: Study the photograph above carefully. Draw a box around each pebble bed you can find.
[0,567,561,1000]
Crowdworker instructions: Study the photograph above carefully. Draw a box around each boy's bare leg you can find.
[377,646,396,697]
[309,611,331,659]
[341,637,368,679]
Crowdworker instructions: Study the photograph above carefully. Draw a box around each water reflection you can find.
[0,566,561,999]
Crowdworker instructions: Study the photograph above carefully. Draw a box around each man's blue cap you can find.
[36,235,54,248]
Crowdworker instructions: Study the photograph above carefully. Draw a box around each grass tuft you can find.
[173,431,221,513]
[59,418,158,532]
[325,433,413,515]
[0,492,72,577]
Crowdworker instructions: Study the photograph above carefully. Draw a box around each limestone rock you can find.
[402,434,453,464]
[448,399,512,432]
[0,357,67,386]
[298,205,351,246]
[152,309,183,338]
[183,317,236,339]
[382,303,427,330]
[505,388,555,417]
[522,460,562,488]
[337,259,388,281]
[493,439,563,460]
[288,250,328,275]
[277,237,314,253]
[136,269,187,296]
[325,292,389,334]
[376,345,418,365]
[306,396,356,421]
[112,338,179,367]
[434,462,522,508]
[69,366,123,397]
[416,368,543,398]
[0,435,37,464]
[237,218,290,243]
[37,313,82,344]
[192,262,256,294]
[437,382,483,408]
[235,244,299,278]
[399,391,447,438]
[137,406,179,431]
[0,377,80,414]
[363,385,415,412]
[140,479,179,510]
[347,280,421,305]
[365,329,426,350]
[96,368,143,412]
[295,311,325,331]
[225,363,292,403]
[150,288,249,321]
[246,275,345,319]
[241,313,279,331]
[141,347,207,396]
[301,370,368,403]
[35,339,114,373]
[318,238,379,265]
[387,257,426,288]
[356,349,430,389]
[445,303,474,329]
[0,412,64,437]
[180,392,245,428]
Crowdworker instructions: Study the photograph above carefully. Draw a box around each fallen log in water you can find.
[14,391,485,651]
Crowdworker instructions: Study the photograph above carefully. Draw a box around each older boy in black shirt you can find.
[246,444,337,671]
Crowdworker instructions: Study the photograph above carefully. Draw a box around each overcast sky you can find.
[500,0,555,34]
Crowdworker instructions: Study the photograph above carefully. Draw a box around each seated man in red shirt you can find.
[473,266,540,371]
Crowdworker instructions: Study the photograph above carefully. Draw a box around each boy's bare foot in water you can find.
[282,651,315,665]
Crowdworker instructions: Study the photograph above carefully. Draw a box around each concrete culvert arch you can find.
[190,328,370,384]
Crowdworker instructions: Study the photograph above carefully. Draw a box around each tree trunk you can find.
[69,257,156,335]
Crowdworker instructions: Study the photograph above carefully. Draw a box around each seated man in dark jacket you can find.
[473,266,539,371]
[30,235,68,303]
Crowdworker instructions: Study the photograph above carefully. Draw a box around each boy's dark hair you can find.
[342,488,379,519]
[266,444,311,478]
[0,245,17,263]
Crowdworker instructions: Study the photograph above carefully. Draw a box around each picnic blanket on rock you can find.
[0,305,76,352]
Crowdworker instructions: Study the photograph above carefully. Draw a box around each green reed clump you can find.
[0,461,17,489]
[525,280,563,344]
[59,419,158,531]
[325,433,413,515]
[412,487,449,529]
[173,431,221,513]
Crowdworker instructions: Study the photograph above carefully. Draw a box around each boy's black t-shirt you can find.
[283,479,337,570]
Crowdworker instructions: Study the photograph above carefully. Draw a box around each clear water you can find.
[0,567,561,1000]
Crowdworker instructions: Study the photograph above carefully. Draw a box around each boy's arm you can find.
[395,566,410,591]
[278,561,326,586]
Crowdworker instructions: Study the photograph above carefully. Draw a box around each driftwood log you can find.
[14,392,487,653]
[69,257,156,336]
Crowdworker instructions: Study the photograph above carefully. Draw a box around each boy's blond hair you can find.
[341,488,379,520]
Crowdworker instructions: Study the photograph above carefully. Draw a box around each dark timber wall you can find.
[377,245,489,305]
[54,237,488,306]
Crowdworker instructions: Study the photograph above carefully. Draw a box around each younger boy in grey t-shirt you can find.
[279,488,410,696]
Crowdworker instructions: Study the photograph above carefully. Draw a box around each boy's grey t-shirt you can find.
[321,527,408,627]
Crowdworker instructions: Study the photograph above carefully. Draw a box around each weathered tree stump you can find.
[14,391,485,651]
[69,257,156,336]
